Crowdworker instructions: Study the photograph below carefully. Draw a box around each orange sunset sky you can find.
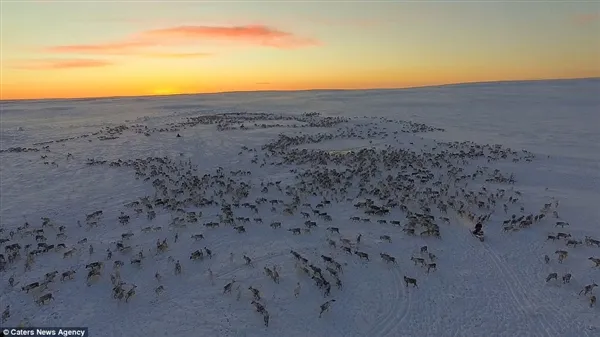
[1,0,599,100]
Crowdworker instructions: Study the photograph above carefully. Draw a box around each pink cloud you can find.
[43,24,319,55]
[142,52,213,58]
[13,59,113,70]
[572,13,600,25]
[45,41,149,55]
[141,25,319,48]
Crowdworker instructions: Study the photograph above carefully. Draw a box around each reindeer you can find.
[555,250,568,263]
[579,283,598,296]
[264,266,274,279]
[354,251,369,261]
[321,255,334,263]
[86,261,104,271]
[204,247,212,259]
[588,257,600,267]
[191,234,204,241]
[110,273,120,286]
[380,235,392,243]
[427,263,437,273]
[403,228,415,235]
[585,236,600,247]
[591,295,597,308]
[59,269,75,281]
[411,256,425,266]
[125,285,137,302]
[187,250,203,261]
[223,280,236,294]
[121,232,134,240]
[428,252,437,261]
[326,266,339,278]
[335,277,342,290]
[332,261,343,273]
[112,283,125,299]
[271,269,280,284]
[380,253,397,264]
[323,281,331,297]
[86,269,101,285]
[35,293,53,305]
[21,282,40,293]
[63,249,76,258]
[544,255,550,264]
[251,300,266,313]
[290,250,302,260]
[503,225,514,232]
[157,241,168,253]
[319,299,336,318]
[327,227,340,234]
[45,271,58,282]
[404,276,418,288]
[243,255,254,266]
[562,273,572,284]
[248,286,261,301]
[566,239,582,248]
[312,276,324,288]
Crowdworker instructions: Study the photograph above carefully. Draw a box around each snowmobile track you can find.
[364,262,411,337]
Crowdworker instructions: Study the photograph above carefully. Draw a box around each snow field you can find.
[1,79,599,337]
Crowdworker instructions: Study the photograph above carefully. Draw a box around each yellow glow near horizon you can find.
[152,88,181,96]
[1,2,599,100]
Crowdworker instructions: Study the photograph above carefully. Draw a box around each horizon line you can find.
[2,76,599,103]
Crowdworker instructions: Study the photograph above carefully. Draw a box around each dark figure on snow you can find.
[473,222,483,235]
[176,134,181,138]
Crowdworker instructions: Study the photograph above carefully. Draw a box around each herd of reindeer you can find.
[1,112,598,330]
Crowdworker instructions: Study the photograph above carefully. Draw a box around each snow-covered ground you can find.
[1,78,599,337]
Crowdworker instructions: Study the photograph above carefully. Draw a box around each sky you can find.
[1,0,599,100]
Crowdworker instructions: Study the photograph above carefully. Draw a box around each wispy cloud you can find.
[45,41,150,55]
[572,13,600,25]
[43,24,318,56]
[13,59,114,70]
[142,25,318,48]
[142,52,213,58]
[304,17,384,28]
